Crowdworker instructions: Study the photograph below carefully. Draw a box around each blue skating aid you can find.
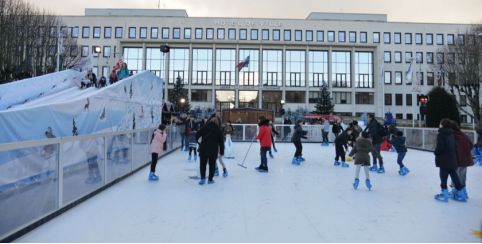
[334,160,341,166]
[368,165,377,171]
[199,179,206,185]
[269,154,274,159]
[194,155,197,161]
[353,179,359,189]
[223,169,228,177]
[208,180,215,184]
[188,155,192,161]
[148,172,159,181]
[214,168,219,176]
[274,148,278,152]
[366,179,372,190]
[377,165,385,173]
[434,189,449,202]
[341,161,349,168]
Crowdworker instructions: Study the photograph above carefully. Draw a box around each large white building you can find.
[62,9,473,121]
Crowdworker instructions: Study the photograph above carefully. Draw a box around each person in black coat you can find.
[434,118,466,202]
[290,120,308,164]
[334,128,352,167]
[195,118,225,185]
[332,119,344,138]
[87,70,97,88]
[199,116,208,128]
[364,114,384,172]
[210,111,222,126]
[186,116,198,134]
[282,116,292,141]
[386,123,400,140]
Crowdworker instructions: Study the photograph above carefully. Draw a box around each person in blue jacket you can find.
[118,62,130,80]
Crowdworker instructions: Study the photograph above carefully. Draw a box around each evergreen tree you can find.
[169,76,191,114]
[313,83,335,114]
[426,86,460,127]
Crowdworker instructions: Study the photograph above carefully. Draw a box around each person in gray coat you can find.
[322,118,330,145]
[365,114,384,173]
[348,132,382,190]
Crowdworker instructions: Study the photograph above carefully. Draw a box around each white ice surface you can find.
[15,143,482,243]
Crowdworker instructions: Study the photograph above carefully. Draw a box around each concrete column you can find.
[164,43,169,103]
[282,45,286,102]
[305,46,309,107]
[188,43,193,102]
[235,44,239,108]
[141,43,146,71]
[259,45,263,109]
[351,47,356,116]
[212,44,216,108]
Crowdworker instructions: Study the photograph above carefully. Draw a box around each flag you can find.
[412,72,421,92]
[437,65,443,86]
[71,54,93,70]
[404,60,413,85]
[235,56,250,72]
[113,56,124,71]
[380,62,384,85]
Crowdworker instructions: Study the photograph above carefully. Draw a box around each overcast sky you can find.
[29,0,481,24]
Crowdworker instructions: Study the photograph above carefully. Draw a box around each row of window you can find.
[50,25,477,45]
[384,51,468,64]
[384,93,467,106]
[384,71,439,85]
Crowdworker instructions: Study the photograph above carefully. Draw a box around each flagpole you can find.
[381,60,385,118]
[56,16,60,72]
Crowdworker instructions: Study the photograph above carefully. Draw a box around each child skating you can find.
[348,132,383,190]
[334,128,352,167]
[187,130,198,162]
[254,116,272,172]
[148,124,167,181]
[291,120,308,165]
[387,131,410,176]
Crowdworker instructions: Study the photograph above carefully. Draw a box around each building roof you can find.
[306,12,387,22]
[84,8,188,17]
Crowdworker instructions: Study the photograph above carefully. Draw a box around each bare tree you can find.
[0,0,82,84]
[434,23,482,128]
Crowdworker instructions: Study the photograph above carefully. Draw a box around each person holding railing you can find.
[148,124,167,181]
[449,120,473,199]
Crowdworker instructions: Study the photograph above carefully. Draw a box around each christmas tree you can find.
[169,76,191,114]
[313,83,335,115]
[383,110,397,127]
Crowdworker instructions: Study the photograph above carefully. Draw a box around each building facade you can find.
[62,9,473,121]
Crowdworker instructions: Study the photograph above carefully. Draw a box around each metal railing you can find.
[0,126,181,241]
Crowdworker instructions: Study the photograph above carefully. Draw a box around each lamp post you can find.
[94,46,101,77]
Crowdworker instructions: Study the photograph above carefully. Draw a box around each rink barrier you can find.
[0,126,181,242]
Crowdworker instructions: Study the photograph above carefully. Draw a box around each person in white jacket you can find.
[322,118,330,145]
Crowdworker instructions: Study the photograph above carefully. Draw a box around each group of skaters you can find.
[80,63,132,89]
[148,112,474,202]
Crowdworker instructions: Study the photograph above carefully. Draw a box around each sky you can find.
[28,0,482,24]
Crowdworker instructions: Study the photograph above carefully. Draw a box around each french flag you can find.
[236,56,250,72]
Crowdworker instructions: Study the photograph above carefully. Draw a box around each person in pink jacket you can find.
[149,124,167,181]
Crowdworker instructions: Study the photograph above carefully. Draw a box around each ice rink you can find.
[16,142,482,243]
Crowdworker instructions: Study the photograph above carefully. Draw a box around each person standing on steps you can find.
[254,116,272,172]
[282,116,292,141]
[364,114,385,173]
[291,120,308,165]
[196,118,224,185]
[334,128,352,168]
[348,132,382,190]
[449,120,473,199]
[148,124,167,181]
[434,118,467,202]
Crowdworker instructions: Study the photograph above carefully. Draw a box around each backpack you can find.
[378,123,388,137]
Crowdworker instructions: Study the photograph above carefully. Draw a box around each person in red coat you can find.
[450,120,474,198]
[254,116,272,173]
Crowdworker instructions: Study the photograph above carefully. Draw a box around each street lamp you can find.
[180,98,186,103]
[281,100,285,105]
[94,47,101,77]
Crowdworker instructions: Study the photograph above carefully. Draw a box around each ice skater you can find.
[269,120,279,158]
[449,120,473,198]
[321,118,330,146]
[291,120,308,165]
[434,119,467,202]
[348,132,382,190]
[187,130,198,162]
[334,128,352,167]
[196,118,224,185]
[387,131,410,176]
[148,124,167,181]
[254,116,272,172]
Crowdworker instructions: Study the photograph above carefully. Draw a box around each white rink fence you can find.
[0,126,181,242]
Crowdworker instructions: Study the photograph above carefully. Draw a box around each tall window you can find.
[384,71,391,84]
[427,72,434,85]
[317,31,324,41]
[360,32,367,43]
[173,28,180,39]
[416,52,423,63]
[140,27,147,38]
[394,33,401,44]
[295,30,302,41]
[195,28,203,39]
[239,49,259,86]
[115,27,122,38]
[309,91,320,103]
[384,51,391,62]
[215,49,235,85]
[284,30,291,41]
[306,30,313,41]
[286,91,305,103]
[309,51,328,87]
[217,28,225,39]
[415,33,422,44]
[437,53,444,64]
[103,46,111,57]
[151,28,158,38]
[192,49,212,85]
[184,28,191,39]
[146,47,166,80]
[332,51,351,88]
[104,27,112,38]
[384,32,390,43]
[355,92,374,104]
[405,52,412,63]
[81,46,88,57]
[349,31,356,42]
[240,29,247,40]
[273,29,280,40]
[123,47,143,74]
[328,31,335,42]
[228,28,236,39]
[129,27,136,38]
[385,94,392,105]
[395,71,402,84]
[206,28,214,39]
[406,94,412,106]
[355,52,373,88]
[169,48,189,84]
[215,90,235,111]
[405,33,412,44]
[458,35,465,45]
[447,34,454,45]
[427,52,433,63]
[82,27,90,38]
[437,34,443,45]
[262,29,269,40]
[339,31,346,42]
[333,92,351,104]
[263,50,282,86]
[373,32,380,43]
[426,34,433,44]
[191,89,212,102]
[395,94,403,105]
[395,52,402,63]
[251,29,258,40]
[285,50,305,87]
[71,27,79,38]
[239,91,259,108]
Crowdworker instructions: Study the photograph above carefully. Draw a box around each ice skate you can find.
[148,172,159,181]
[208,180,215,184]
[400,166,410,176]
[269,153,274,159]
[291,157,298,164]
[85,173,95,184]
[199,179,206,185]
[334,160,341,166]
[368,164,378,171]
[184,147,189,151]
[180,146,183,151]
[188,155,192,161]
[365,179,372,190]
[274,148,278,152]
[377,165,385,173]
[214,168,219,176]
[341,161,349,167]
[298,156,305,161]
[257,165,269,173]
[463,187,468,199]
[450,189,467,202]
[194,155,198,162]
[353,179,359,189]
[434,189,449,202]
[223,168,228,177]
